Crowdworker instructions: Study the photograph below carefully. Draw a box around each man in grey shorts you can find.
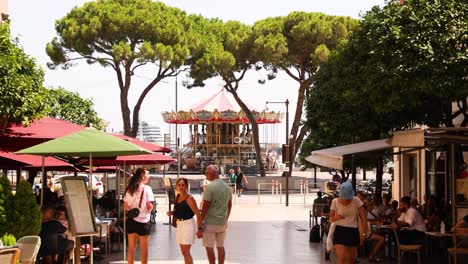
[197,165,232,264]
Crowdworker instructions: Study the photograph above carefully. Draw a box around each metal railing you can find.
[257,181,282,204]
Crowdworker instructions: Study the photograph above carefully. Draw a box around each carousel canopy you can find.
[162,89,283,124]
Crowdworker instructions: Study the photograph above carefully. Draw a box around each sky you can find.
[8,0,385,144]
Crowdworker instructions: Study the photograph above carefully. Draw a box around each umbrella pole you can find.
[40,156,45,208]
[123,160,127,262]
[89,152,94,264]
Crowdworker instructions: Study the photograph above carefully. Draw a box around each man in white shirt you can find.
[396,196,426,244]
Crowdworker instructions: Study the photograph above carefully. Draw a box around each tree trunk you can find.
[131,76,164,137]
[375,156,383,195]
[229,90,266,177]
[288,80,310,180]
[115,65,132,136]
[121,89,132,136]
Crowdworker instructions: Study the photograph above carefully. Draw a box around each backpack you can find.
[309,224,321,243]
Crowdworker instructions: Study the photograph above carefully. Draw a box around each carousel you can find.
[162,89,283,172]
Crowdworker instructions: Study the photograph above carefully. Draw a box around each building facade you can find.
[137,121,164,144]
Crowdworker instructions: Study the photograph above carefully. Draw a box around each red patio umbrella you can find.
[0,151,78,171]
[112,134,171,153]
[0,117,85,151]
[76,153,175,166]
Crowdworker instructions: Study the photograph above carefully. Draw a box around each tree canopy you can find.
[0,23,48,130]
[188,17,270,175]
[45,87,103,129]
[46,0,195,136]
[252,12,359,175]
[299,0,468,190]
[348,0,468,128]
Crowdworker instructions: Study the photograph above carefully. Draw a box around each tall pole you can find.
[176,76,180,178]
[285,99,290,206]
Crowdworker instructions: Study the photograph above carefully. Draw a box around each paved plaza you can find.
[91,191,448,264]
[105,192,322,264]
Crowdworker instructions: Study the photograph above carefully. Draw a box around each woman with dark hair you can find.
[124,168,154,264]
[330,181,367,264]
[167,178,202,264]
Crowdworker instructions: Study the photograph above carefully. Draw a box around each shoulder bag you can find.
[127,188,145,219]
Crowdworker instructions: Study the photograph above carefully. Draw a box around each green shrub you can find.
[10,180,41,238]
[0,233,16,246]
[0,175,12,236]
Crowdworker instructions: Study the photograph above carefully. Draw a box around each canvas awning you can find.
[385,129,425,147]
[386,127,468,147]
[305,139,392,170]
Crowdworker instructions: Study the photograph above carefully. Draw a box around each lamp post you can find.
[266,99,290,206]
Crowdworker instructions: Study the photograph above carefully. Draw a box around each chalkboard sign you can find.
[163,178,176,204]
[60,176,98,237]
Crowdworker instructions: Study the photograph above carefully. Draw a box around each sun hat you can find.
[339,181,355,200]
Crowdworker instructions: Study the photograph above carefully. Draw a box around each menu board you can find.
[60,176,98,237]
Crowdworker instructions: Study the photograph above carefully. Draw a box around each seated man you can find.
[395,196,426,245]
[313,191,328,225]
[39,206,75,264]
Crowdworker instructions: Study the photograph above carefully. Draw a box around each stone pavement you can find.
[93,192,444,264]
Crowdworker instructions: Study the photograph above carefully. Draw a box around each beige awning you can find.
[385,129,425,147]
[305,139,392,170]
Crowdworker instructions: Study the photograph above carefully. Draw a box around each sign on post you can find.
[60,176,98,237]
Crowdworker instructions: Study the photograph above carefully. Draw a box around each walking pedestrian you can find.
[197,165,232,264]
[167,178,203,264]
[124,168,154,264]
[330,181,367,264]
[235,166,248,197]
[228,168,236,193]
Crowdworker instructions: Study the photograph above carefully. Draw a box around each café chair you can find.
[392,228,422,264]
[0,247,20,264]
[448,228,468,264]
[310,203,325,227]
[16,235,41,264]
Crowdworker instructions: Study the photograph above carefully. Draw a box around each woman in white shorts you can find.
[167,178,202,264]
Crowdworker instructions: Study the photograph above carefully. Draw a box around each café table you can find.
[425,231,455,257]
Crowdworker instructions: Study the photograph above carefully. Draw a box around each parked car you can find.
[54,174,104,197]
[33,173,104,197]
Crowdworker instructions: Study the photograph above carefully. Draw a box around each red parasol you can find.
[112,134,171,153]
[0,151,78,171]
[0,117,85,151]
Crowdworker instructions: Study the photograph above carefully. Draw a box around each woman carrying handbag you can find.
[124,168,154,264]
[167,178,203,264]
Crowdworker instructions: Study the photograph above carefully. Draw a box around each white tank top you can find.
[331,197,363,228]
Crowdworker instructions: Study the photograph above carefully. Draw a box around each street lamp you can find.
[265,99,290,206]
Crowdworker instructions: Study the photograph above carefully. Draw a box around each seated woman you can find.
[365,202,385,262]
[39,206,75,264]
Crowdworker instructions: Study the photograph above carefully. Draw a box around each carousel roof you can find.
[188,89,256,112]
[162,89,283,124]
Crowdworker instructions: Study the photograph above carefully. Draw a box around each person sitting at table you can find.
[365,202,385,262]
[422,195,441,231]
[39,206,75,264]
[455,214,468,228]
[370,194,385,219]
[385,200,399,222]
[395,196,426,245]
